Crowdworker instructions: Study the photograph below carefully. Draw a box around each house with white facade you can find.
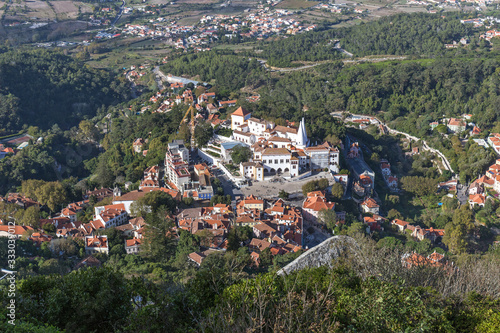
[302,191,335,223]
[125,238,142,254]
[487,133,500,155]
[165,140,190,192]
[94,203,128,228]
[360,198,380,215]
[447,118,466,133]
[85,235,109,255]
[304,142,340,173]
[240,161,265,181]
[231,107,252,130]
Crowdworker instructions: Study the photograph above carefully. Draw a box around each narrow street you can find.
[456,183,469,206]
[153,66,165,90]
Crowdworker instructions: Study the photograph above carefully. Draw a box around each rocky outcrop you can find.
[277,236,358,276]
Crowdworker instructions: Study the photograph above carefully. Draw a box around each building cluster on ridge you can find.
[229,107,340,181]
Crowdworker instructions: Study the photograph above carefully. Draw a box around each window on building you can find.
[280,159,284,163]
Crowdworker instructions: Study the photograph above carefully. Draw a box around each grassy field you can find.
[276,0,320,9]
[84,38,172,71]
[52,1,91,20]
[176,0,221,3]
[2,0,92,22]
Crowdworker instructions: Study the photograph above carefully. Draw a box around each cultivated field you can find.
[176,0,221,4]
[2,0,92,22]
[52,1,91,20]
[276,0,320,9]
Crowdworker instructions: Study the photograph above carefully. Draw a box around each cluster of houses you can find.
[461,16,500,27]
[380,159,398,192]
[126,81,235,119]
[430,115,482,136]
[480,29,500,42]
[401,251,450,269]
[314,3,350,14]
[347,142,375,197]
[115,7,317,50]
[186,195,303,266]
[391,219,445,244]
[464,158,500,208]
[200,8,317,39]
[445,38,469,49]
[0,177,177,256]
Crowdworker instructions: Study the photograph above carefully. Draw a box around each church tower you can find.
[296,118,308,148]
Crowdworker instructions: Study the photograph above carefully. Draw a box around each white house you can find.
[85,235,109,255]
[447,118,466,133]
[302,191,335,223]
[94,203,128,228]
[360,198,380,215]
[231,107,252,130]
[240,162,264,181]
[125,238,142,254]
[260,148,299,177]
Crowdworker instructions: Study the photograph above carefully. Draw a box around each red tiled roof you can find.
[361,198,379,208]
[126,238,142,247]
[0,225,33,235]
[86,236,108,249]
[232,107,250,117]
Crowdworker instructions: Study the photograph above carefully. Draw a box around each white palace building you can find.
[230,107,340,181]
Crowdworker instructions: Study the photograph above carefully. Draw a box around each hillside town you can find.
[6,74,500,270]
[90,6,318,49]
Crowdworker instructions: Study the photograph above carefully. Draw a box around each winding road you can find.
[333,112,456,176]
[262,55,407,73]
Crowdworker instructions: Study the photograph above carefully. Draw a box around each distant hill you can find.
[0,49,130,134]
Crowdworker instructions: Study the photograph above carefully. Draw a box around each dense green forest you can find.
[0,49,130,134]
[160,52,266,96]
[258,13,478,66]
[87,105,188,188]
[0,125,101,194]
[259,34,343,67]
[337,13,475,57]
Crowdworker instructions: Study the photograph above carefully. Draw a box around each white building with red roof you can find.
[360,198,380,215]
[85,235,109,255]
[164,140,190,193]
[391,219,410,232]
[487,134,500,155]
[469,193,487,208]
[94,203,128,228]
[133,138,145,153]
[302,191,335,223]
[447,118,466,133]
[125,238,142,254]
[231,106,252,130]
